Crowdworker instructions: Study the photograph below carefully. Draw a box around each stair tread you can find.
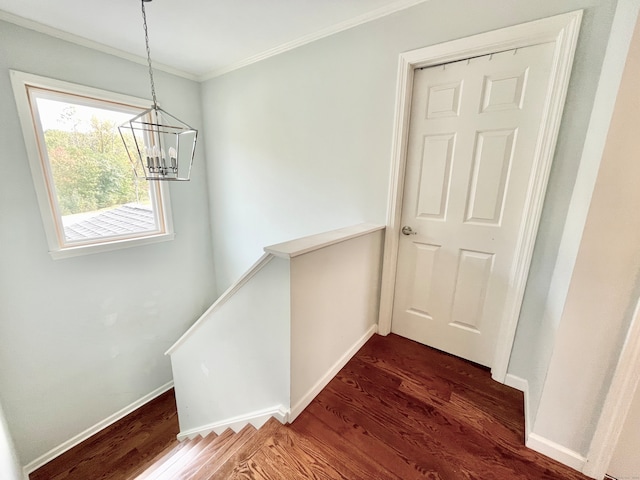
[173,428,236,479]
[148,432,220,480]
[133,441,192,480]
[188,424,259,480]
[213,418,283,479]
[135,435,204,480]
[125,439,184,479]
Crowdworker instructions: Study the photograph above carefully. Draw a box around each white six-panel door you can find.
[391,43,556,367]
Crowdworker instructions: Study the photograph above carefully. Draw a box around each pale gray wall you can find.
[517,0,638,446]
[0,0,625,469]
[0,20,216,465]
[534,5,640,455]
[201,0,616,292]
[201,0,616,421]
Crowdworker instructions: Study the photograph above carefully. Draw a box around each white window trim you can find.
[10,70,174,259]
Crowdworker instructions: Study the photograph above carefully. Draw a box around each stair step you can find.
[135,435,205,480]
[149,432,221,480]
[125,438,184,479]
[213,418,282,479]
[173,428,235,479]
[131,418,285,480]
[188,424,258,480]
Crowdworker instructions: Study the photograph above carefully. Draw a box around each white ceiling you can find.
[0,0,426,80]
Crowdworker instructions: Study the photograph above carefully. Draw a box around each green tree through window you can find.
[11,70,173,258]
[42,107,150,216]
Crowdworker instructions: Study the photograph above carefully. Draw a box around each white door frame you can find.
[378,10,583,382]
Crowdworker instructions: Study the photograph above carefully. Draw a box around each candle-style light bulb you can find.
[145,146,153,170]
[169,147,177,171]
[152,146,160,171]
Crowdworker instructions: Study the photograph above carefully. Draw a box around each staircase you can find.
[167,224,385,440]
[132,418,283,480]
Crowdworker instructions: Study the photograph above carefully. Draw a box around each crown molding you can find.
[0,10,198,81]
[196,0,430,81]
[1,0,430,83]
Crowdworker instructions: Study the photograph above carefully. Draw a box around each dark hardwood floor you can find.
[31,333,593,479]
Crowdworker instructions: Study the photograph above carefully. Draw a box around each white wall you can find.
[608,382,640,479]
[0,20,216,466]
[0,402,21,480]
[0,0,628,471]
[289,229,383,417]
[201,0,616,432]
[511,0,639,432]
[534,9,640,457]
[201,0,616,295]
[170,256,290,435]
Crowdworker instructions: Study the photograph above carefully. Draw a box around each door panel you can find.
[392,43,556,367]
[416,134,455,219]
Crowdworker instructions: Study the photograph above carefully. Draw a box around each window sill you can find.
[49,232,175,260]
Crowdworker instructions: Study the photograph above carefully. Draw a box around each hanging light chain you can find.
[141,0,158,109]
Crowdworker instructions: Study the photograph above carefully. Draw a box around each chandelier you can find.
[119,0,197,181]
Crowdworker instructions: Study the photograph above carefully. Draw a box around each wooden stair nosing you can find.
[213,417,283,479]
[188,423,258,480]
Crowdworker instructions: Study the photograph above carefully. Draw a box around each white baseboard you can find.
[505,373,531,439]
[527,432,587,471]
[22,381,174,476]
[289,324,378,422]
[177,405,288,441]
[505,375,586,472]
[504,373,528,392]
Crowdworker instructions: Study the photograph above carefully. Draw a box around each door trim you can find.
[378,10,583,382]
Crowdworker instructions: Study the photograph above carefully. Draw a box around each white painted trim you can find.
[504,373,528,392]
[527,432,587,472]
[10,70,175,260]
[0,10,197,81]
[22,381,174,475]
[165,253,274,355]
[378,11,583,384]
[177,405,288,441]
[377,42,415,337]
[49,232,175,260]
[583,296,640,478]
[505,374,531,440]
[198,0,430,80]
[265,224,384,259]
[2,1,429,82]
[289,324,378,422]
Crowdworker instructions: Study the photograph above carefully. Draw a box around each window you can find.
[11,71,174,259]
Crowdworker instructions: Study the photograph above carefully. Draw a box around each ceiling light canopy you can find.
[119,0,197,181]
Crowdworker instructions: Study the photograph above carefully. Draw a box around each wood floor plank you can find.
[121,436,184,480]
[30,334,593,480]
[30,390,180,480]
[188,424,257,480]
[246,430,348,480]
[289,412,404,480]
[173,428,234,479]
[213,418,282,479]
